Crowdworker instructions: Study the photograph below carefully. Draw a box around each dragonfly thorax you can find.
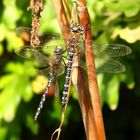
[67,35,80,51]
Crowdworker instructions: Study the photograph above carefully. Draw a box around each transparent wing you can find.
[15,45,35,60]
[16,27,31,44]
[93,43,131,73]
[15,45,49,67]
[73,41,131,73]
[38,67,50,77]
[16,26,60,45]
[39,33,60,45]
[95,59,126,73]
[54,80,59,97]
[93,43,132,57]
[16,27,31,36]
[34,51,49,68]
[55,64,65,77]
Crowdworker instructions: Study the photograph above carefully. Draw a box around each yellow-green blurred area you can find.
[0,0,140,140]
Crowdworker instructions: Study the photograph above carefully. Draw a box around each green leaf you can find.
[119,26,140,43]
[0,24,7,42]
[98,74,119,110]
[106,0,140,17]
[4,62,36,77]
[2,0,22,29]
[0,62,36,121]
[0,74,21,122]
[120,0,140,17]
[111,25,140,43]
[40,0,60,33]
[106,75,119,110]
[0,127,8,140]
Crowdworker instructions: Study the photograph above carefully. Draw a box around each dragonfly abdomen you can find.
[62,51,75,108]
[34,72,55,120]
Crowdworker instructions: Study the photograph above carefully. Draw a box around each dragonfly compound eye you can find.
[78,26,84,35]
[54,46,63,55]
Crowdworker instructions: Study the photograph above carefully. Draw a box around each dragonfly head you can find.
[70,23,84,35]
[54,46,64,55]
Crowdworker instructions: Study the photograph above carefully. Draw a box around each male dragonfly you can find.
[15,27,66,120]
[61,22,132,108]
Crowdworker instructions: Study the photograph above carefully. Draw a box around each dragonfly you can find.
[33,46,65,120]
[61,0,131,108]
[61,23,84,108]
[15,27,66,120]
[61,22,132,109]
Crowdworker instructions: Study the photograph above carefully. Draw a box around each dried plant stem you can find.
[76,0,106,140]
[62,0,71,19]
[28,0,43,47]
[72,65,98,140]
[52,0,70,41]
[51,111,64,140]
[51,72,72,140]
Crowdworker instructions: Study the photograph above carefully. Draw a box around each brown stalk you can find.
[63,0,71,19]
[52,0,70,41]
[72,61,98,140]
[51,69,73,140]
[52,0,99,140]
[77,0,106,140]
[28,0,43,47]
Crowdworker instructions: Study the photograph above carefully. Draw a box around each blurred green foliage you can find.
[0,0,140,139]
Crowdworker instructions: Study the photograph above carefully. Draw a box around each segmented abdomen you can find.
[34,72,54,121]
[61,51,75,108]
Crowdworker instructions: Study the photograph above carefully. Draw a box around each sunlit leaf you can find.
[112,26,140,43]
[0,24,7,41]
[120,26,140,43]
[0,61,36,121]
[2,0,22,29]
[120,0,140,17]
[31,75,48,93]
[4,62,37,77]
[0,74,21,122]
[6,31,24,51]
[40,0,60,33]
[106,0,140,17]
[106,75,119,110]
